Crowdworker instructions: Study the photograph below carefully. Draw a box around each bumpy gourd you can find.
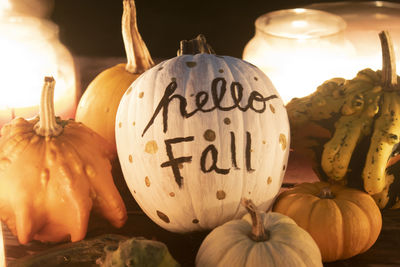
[116,35,290,233]
[75,0,154,155]
[98,237,180,267]
[0,77,127,244]
[273,182,382,262]
[196,199,322,267]
[287,31,400,209]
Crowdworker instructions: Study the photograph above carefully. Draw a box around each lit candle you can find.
[0,223,5,267]
[243,4,400,104]
[243,8,356,103]
[0,14,77,128]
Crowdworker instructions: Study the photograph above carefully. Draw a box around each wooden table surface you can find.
[3,57,400,267]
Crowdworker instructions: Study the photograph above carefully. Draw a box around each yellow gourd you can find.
[287,31,400,208]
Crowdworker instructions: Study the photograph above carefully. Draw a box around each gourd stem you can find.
[379,31,398,90]
[242,199,269,242]
[34,77,63,137]
[122,0,154,73]
[177,34,215,56]
[318,187,335,199]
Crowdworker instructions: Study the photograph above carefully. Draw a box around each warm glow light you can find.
[243,4,400,103]
[0,0,10,16]
[243,9,354,103]
[292,20,308,28]
[0,15,76,126]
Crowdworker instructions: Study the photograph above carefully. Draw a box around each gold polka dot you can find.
[158,67,164,71]
[138,92,144,98]
[128,154,133,163]
[216,190,226,200]
[145,140,158,154]
[133,190,136,194]
[169,192,175,197]
[267,176,272,184]
[156,210,170,223]
[283,165,286,171]
[254,77,258,81]
[132,121,136,126]
[126,87,132,95]
[219,69,224,73]
[262,140,266,144]
[118,122,122,128]
[186,61,197,68]
[279,134,287,151]
[192,219,199,224]
[223,117,231,125]
[269,104,275,113]
[145,176,150,187]
[248,191,251,194]
[204,129,216,142]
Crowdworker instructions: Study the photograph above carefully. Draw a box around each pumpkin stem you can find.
[177,34,215,56]
[242,198,269,242]
[318,187,335,199]
[379,31,398,90]
[122,0,154,74]
[34,77,63,137]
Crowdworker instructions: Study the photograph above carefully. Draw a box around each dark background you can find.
[50,0,374,59]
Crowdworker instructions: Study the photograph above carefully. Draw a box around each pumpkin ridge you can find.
[334,190,382,252]
[220,58,249,219]
[310,197,344,261]
[333,198,371,257]
[217,232,252,265]
[267,240,308,267]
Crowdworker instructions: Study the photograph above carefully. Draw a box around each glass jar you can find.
[243,8,355,103]
[0,15,77,126]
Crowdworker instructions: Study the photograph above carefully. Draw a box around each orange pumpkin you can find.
[0,77,127,244]
[75,0,154,156]
[272,181,382,262]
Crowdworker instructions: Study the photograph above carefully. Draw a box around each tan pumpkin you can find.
[196,199,322,267]
[75,0,154,155]
[272,181,382,262]
[0,77,127,244]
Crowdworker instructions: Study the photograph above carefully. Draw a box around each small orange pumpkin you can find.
[75,0,154,155]
[0,77,127,244]
[272,181,382,262]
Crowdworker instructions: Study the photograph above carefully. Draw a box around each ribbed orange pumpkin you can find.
[75,0,154,156]
[272,182,382,262]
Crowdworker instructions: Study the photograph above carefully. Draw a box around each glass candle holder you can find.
[306,1,400,73]
[0,15,77,127]
[243,8,355,103]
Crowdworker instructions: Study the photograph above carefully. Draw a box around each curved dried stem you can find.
[242,198,269,242]
[34,77,63,137]
[122,0,154,73]
[379,31,398,90]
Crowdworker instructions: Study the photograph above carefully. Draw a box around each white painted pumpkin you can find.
[196,199,323,267]
[115,35,290,233]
